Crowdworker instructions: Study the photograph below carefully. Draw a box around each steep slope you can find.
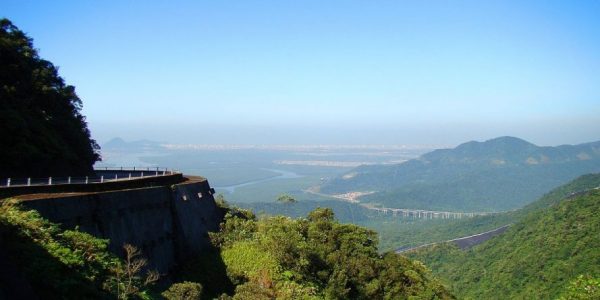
[320,137,600,211]
[409,188,600,299]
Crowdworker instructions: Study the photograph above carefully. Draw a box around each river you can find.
[214,168,303,193]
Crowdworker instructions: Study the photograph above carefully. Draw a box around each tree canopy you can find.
[201,207,453,299]
[409,187,600,299]
[0,18,100,178]
[276,194,297,204]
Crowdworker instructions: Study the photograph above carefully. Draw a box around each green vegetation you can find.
[0,199,156,299]
[322,136,600,211]
[276,194,297,204]
[0,19,100,178]
[408,189,600,299]
[175,206,452,299]
[236,174,600,254]
[559,275,600,300]
[374,173,600,251]
[364,214,513,252]
[162,282,203,300]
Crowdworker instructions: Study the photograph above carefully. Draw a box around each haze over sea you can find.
[3,0,600,146]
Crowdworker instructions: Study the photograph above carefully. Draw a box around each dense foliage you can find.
[162,282,203,300]
[559,275,600,300]
[321,136,600,211]
[376,173,600,251]
[409,189,600,299]
[241,174,600,253]
[373,214,512,252]
[196,207,453,299]
[0,200,154,299]
[0,18,100,178]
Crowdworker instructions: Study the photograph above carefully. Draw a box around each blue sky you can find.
[3,1,600,145]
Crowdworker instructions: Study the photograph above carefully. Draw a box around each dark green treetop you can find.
[0,18,100,177]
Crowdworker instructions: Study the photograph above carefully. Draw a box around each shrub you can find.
[162,281,203,300]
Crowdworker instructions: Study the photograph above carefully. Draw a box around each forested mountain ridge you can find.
[320,136,600,212]
[420,136,600,165]
[407,186,600,299]
[0,19,100,178]
[373,173,600,252]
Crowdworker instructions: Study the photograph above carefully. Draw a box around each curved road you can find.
[396,224,511,253]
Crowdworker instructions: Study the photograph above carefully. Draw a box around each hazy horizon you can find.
[95,122,599,148]
[4,1,600,146]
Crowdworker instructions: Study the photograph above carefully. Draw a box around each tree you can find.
[559,275,600,300]
[209,207,453,299]
[276,194,297,216]
[105,244,160,299]
[162,282,203,300]
[276,194,297,204]
[0,18,100,178]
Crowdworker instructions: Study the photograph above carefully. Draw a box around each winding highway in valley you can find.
[395,225,511,253]
[305,189,498,219]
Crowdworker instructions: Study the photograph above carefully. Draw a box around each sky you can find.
[3,0,600,146]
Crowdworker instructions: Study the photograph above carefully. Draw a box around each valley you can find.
[98,137,600,254]
[3,5,600,297]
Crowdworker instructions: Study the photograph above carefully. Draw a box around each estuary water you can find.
[214,168,303,193]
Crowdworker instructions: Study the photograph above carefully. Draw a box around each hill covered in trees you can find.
[320,136,600,212]
[171,204,453,299]
[407,177,600,299]
[375,173,600,251]
[0,198,453,299]
[0,19,99,178]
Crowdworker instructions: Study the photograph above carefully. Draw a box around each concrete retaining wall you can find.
[20,178,222,274]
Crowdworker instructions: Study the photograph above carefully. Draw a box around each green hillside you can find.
[408,186,600,299]
[175,205,453,299]
[320,137,600,212]
[0,200,159,299]
[362,174,598,252]
[0,197,454,299]
[0,19,99,178]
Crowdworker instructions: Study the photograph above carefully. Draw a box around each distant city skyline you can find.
[3,1,600,146]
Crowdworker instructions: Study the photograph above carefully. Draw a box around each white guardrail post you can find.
[48,177,52,185]
[6,178,10,187]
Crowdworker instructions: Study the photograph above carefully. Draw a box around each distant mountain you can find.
[408,175,600,299]
[319,137,600,211]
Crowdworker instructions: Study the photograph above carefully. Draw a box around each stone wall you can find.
[20,178,222,273]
